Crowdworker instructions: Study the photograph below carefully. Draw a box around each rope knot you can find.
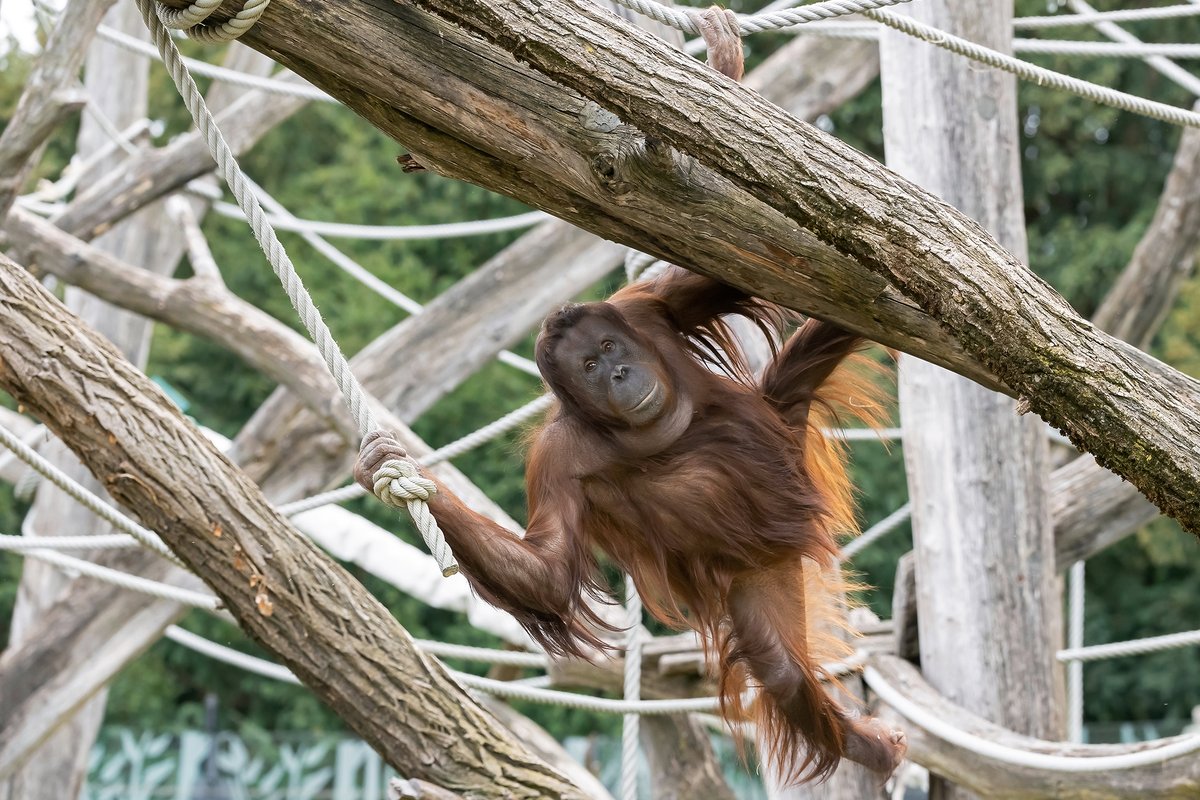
[373,458,438,505]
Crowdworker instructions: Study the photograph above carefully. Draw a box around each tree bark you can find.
[0,255,586,799]
[881,3,1063,797]
[0,0,115,218]
[1,6,159,797]
[155,0,996,392]
[154,0,1200,536]
[1092,102,1200,350]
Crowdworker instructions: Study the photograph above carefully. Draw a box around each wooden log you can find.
[870,655,1200,799]
[0,0,115,218]
[0,255,587,799]
[155,0,997,392]
[153,0,1200,536]
[1092,102,1200,350]
[3,8,171,795]
[882,7,1063,800]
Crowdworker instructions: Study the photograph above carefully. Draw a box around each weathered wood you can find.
[0,550,204,778]
[229,29,882,501]
[0,0,114,218]
[871,655,1200,799]
[749,36,879,123]
[155,0,1200,536]
[0,256,586,799]
[45,83,306,242]
[155,0,997,393]
[9,206,359,440]
[882,7,1062,800]
[890,551,919,663]
[1092,102,1200,349]
[477,697,615,800]
[1052,454,1158,565]
[2,8,162,796]
[641,714,738,800]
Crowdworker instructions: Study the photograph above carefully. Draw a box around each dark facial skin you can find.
[553,315,666,427]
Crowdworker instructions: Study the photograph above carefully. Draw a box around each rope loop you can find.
[156,0,272,42]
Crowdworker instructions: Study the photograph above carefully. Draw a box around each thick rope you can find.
[620,577,644,800]
[0,533,143,551]
[1015,4,1200,29]
[1067,560,1086,742]
[156,0,272,43]
[1058,627,1200,663]
[0,423,182,565]
[1066,0,1200,99]
[865,8,1200,129]
[12,521,218,608]
[213,200,548,241]
[611,0,914,36]
[136,0,454,574]
[864,665,1200,771]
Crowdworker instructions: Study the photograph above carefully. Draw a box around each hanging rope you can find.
[620,577,644,800]
[136,0,456,576]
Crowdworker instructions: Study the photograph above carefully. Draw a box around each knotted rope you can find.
[156,0,272,42]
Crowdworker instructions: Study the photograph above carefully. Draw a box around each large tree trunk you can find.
[880,2,1063,797]
[0,255,588,799]
[153,0,1200,537]
[1,6,157,798]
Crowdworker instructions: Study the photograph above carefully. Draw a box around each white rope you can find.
[611,0,914,37]
[26,118,151,203]
[166,624,300,681]
[840,501,911,560]
[620,577,643,800]
[865,8,1200,129]
[827,426,901,442]
[165,619,727,712]
[277,393,554,517]
[135,0,453,573]
[422,394,555,466]
[96,24,334,101]
[0,423,181,565]
[1067,560,1086,742]
[1066,0,1200,99]
[156,0,272,43]
[1013,40,1200,60]
[1015,4,1200,29]
[212,200,548,241]
[0,533,142,551]
[1058,628,1200,663]
[225,178,541,376]
[864,665,1200,771]
[13,536,221,609]
[415,640,547,667]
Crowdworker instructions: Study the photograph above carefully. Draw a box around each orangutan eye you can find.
[584,360,598,372]
[601,340,614,352]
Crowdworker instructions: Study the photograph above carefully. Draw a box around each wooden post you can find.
[880,2,1064,797]
[1,6,155,798]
